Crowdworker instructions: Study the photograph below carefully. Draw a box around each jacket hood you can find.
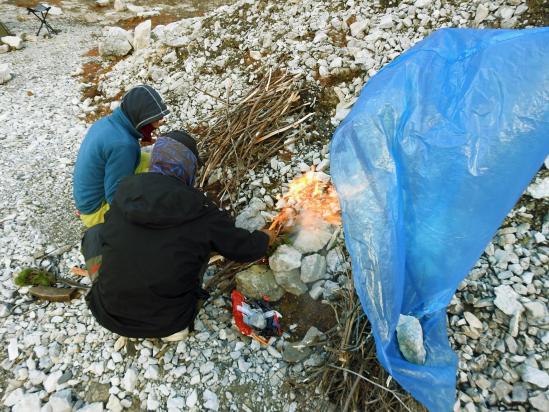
[112,173,208,228]
[120,85,169,130]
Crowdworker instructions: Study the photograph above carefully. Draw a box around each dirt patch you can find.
[328,29,347,48]
[316,67,364,88]
[80,51,125,123]
[526,0,549,26]
[117,13,180,30]
[277,293,337,340]
[82,47,99,57]
[9,0,63,7]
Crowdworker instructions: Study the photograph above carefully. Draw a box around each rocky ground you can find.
[0,0,548,411]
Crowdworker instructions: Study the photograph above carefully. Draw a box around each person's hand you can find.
[260,229,276,245]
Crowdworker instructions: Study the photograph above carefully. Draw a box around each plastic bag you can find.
[330,28,549,411]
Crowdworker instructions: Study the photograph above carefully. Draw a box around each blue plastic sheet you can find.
[330,28,549,411]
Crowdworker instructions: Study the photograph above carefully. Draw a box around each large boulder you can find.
[99,27,133,57]
[133,19,151,51]
[235,265,284,301]
[292,222,333,253]
[269,244,301,272]
[1,36,23,50]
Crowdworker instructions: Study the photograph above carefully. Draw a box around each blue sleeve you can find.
[104,144,139,204]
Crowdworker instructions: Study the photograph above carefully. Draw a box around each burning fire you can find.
[269,170,341,233]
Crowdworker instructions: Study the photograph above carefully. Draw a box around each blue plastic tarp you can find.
[330,28,549,411]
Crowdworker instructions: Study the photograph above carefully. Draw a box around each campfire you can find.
[269,170,341,236]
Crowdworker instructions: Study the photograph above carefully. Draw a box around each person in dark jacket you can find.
[73,85,169,228]
[85,131,273,339]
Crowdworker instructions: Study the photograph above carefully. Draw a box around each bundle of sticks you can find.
[194,68,314,209]
[291,273,423,412]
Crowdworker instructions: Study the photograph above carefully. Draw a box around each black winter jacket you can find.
[86,173,269,338]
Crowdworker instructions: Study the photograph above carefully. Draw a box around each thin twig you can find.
[328,364,412,412]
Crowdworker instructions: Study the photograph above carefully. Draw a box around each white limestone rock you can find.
[292,225,332,254]
[133,20,151,51]
[7,337,18,360]
[474,4,489,24]
[530,393,549,411]
[269,245,302,272]
[235,198,266,231]
[493,285,523,316]
[527,178,549,199]
[415,0,432,8]
[12,393,41,412]
[396,315,426,365]
[463,312,483,330]
[122,368,138,392]
[48,6,63,16]
[379,15,393,29]
[350,20,369,38]
[162,50,177,64]
[3,388,24,407]
[113,0,126,11]
[326,247,346,273]
[44,370,63,393]
[273,269,308,295]
[309,283,324,300]
[1,36,23,50]
[524,300,547,320]
[77,403,104,412]
[186,390,198,408]
[300,254,327,283]
[99,27,133,57]
[499,6,515,20]
[203,389,219,411]
[47,389,73,412]
[521,366,549,388]
[106,395,123,412]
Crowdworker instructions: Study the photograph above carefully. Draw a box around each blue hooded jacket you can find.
[73,85,169,214]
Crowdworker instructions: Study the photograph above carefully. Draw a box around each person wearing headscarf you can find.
[85,131,274,340]
[73,85,169,228]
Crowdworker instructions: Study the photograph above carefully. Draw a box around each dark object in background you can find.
[26,4,60,36]
[0,20,12,37]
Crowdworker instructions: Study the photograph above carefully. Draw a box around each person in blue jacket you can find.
[73,85,169,228]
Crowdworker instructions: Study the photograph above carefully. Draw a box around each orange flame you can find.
[269,170,341,233]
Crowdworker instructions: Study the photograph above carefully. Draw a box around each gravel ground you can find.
[0,1,548,411]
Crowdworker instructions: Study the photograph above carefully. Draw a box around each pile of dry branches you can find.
[193,68,421,412]
[294,273,424,412]
[194,69,314,209]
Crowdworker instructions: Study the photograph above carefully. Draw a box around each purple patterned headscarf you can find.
[149,136,198,186]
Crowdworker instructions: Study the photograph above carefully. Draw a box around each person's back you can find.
[73,109,141,214]
[73,85,169,227]
[86,133,270,338]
